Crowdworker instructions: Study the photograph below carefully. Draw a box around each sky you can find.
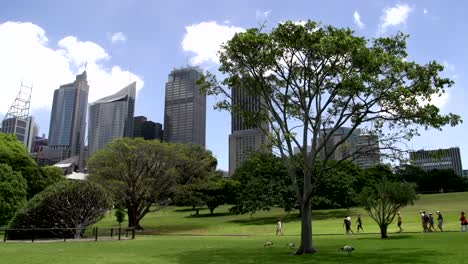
[0,0,467,171]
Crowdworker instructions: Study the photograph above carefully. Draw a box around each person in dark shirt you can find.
[356,215,364,232]
[436,211,444,232]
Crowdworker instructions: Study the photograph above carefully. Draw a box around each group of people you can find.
[419,211,444,232]
[343,215,364,234]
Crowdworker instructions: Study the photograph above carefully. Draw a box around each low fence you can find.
[0,226,136,242]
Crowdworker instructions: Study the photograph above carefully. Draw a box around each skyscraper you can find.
[1,116,37,152]
[133,116,163,140]
[163,67,206,146]
[228,86,269,176]
[48,71,88,166]
[88,82,136,157]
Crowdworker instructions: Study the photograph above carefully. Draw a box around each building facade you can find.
[228,85,269,176]
[163,67,206,146]
[48,71,89,167]
[0,116,37,153]
[410,147,463,176]
[318,127,380,169]
[133,116,163,140]
[88,82,136,157]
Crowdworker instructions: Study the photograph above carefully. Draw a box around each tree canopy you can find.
[0,164,27,225]
[199,20,461,254]
[88,138,218,229]
[9,180,111,239]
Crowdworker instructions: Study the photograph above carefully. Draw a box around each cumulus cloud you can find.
[0,21,143,117]
[182,21,245,65]
[353,11,365,29]
[110,32,127,44]
[378,3,412,33]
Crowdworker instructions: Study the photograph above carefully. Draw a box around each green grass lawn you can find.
[1,192,468,264]
[98,191,468,235]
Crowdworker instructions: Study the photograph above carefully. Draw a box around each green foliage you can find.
[115,209,126,226]
[40,166,65,186]
[231,153,296,215]
[0,133,61,199]
[358,180,418,238]
[199,20,461,253]
[88,138,179,230]
[9,180,112,239]
[0,164,27,225]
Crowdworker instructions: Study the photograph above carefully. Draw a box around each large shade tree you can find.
[199,21,461,254]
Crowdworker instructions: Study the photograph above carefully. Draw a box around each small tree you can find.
[9,180,112,239]
[0,164,27,225]
[358,180,418,238]
[115,209,126,228]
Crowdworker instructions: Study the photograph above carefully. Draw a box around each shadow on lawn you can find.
[176,246,441,264]
[230,209,358,225]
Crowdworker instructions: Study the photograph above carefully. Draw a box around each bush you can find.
[8,180,112,240]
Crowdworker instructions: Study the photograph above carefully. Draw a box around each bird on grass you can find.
[264,241,273,247]
[287,242,295,248]
[341,245,355,255]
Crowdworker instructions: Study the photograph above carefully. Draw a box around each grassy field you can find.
[98,191,468,235]
[1,192,468,264]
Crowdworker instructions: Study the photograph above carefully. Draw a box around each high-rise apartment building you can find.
[410,147,463,176]
[163,67,206,146]
[48,71,89,166]
[88,82,136,157]
[228,86,269,176]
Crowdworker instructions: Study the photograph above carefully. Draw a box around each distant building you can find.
[228,85,269,176]
[30,134,50,166]
[410,147,463,176]
[0,116,37,153]
[292,128,381,169]
[47,71,89,169]
[88,82,136,157]
[163,67,206,146]
[463,170,468,178]
[133,116,163,140]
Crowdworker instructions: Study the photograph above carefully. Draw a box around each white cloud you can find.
[182,21,245,65]
[353,11,365,29]
[423,8,428,14]
[223,20,230,24]
[256,10,271,21]
[110,32,127,44]
[378,3,413,33]
[0,21,143,117]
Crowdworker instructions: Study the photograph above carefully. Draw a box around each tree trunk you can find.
[209,207,215,214]
[295,200,318,255]
[127,205,143,230]
[380,224,388,239]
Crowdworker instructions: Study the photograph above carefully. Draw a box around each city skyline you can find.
[1,1,468,170]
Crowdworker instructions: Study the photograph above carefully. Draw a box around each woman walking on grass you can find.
[437,211,444,232]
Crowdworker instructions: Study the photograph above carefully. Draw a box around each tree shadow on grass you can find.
[357,235,413,240]
[230,209,358,226]
[175,246,441,264]
[185,212,233,218]
[173,207,208,212]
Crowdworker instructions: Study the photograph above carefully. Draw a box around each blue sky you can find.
[0,0,467,170]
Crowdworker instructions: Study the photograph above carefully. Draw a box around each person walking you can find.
[275,219,283,236]
[343,216,354,234]
[428,213,437,232]
[397,212,403,233]
[436,211,444,232]
[356,215,364,232]
[421,211,429,232]
[460,211,468,232]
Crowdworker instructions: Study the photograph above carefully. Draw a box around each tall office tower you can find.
[88,82,136,157]
[228,86,269,176]
[410,147,463,176]
[48,71,89,166]
[133,116,163,141]
[163,67,206,146]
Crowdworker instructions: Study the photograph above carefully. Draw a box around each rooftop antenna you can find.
[84,62,88,71]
